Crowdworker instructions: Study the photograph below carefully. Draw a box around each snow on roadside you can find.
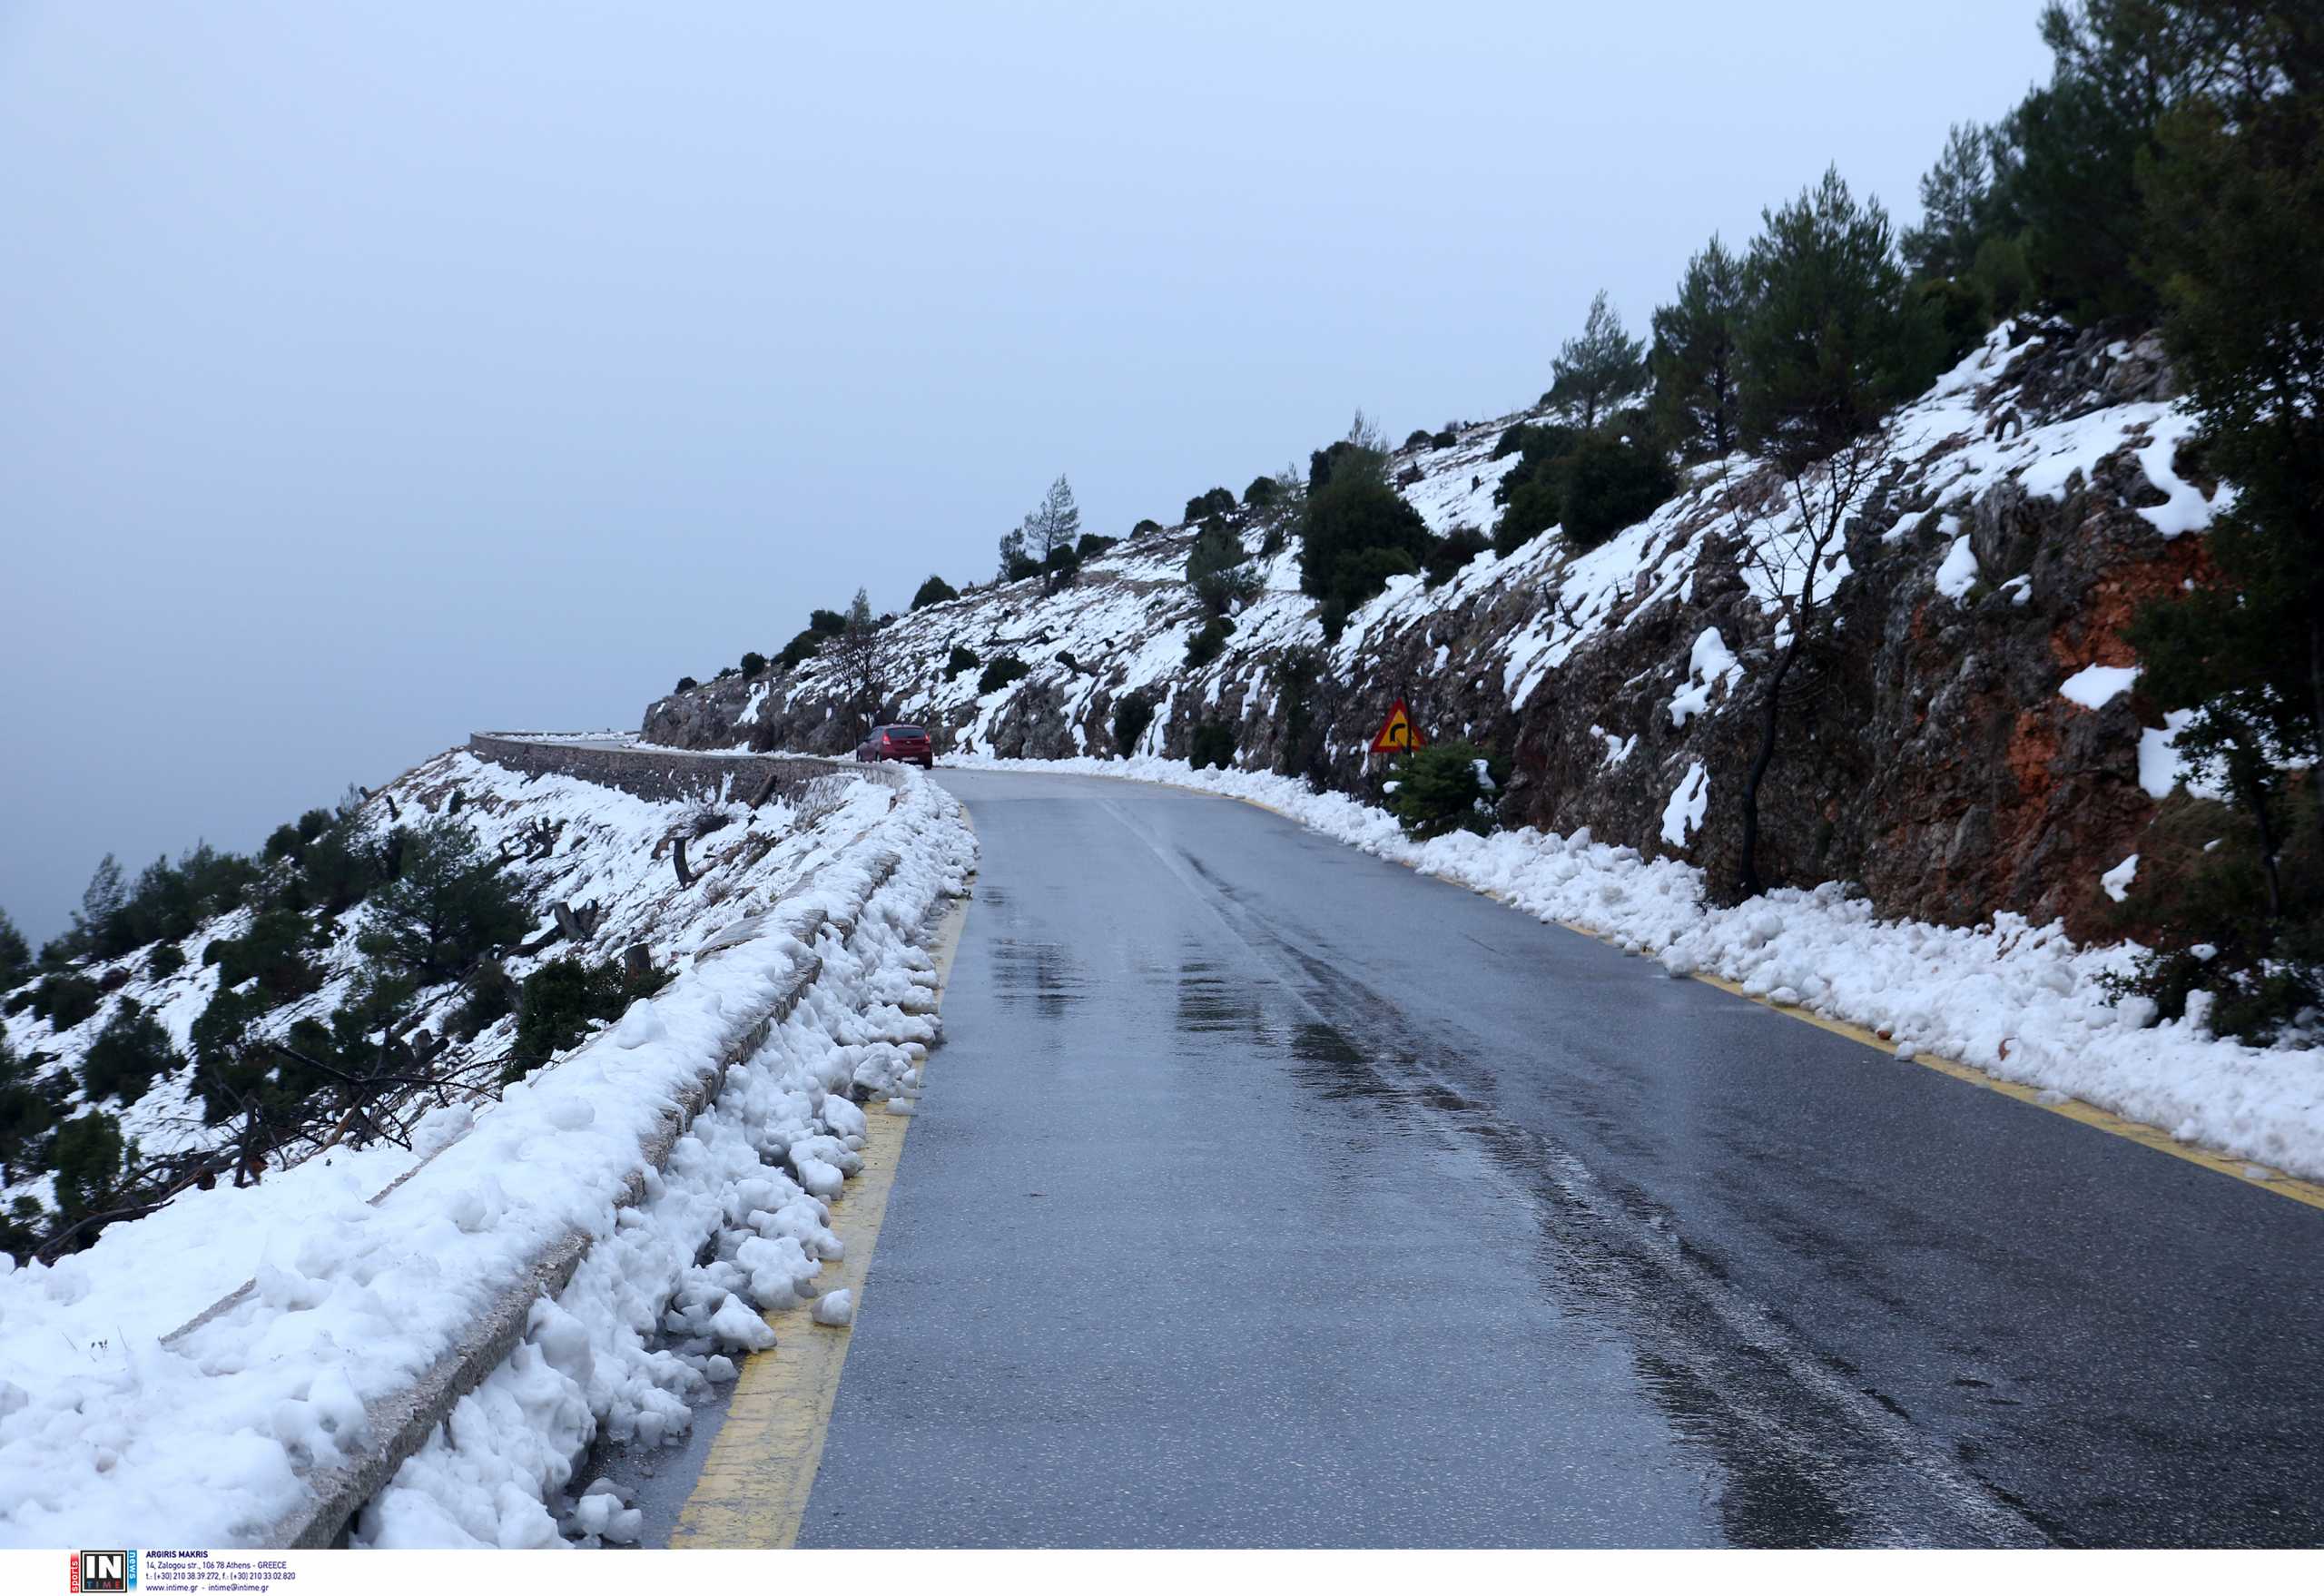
[0,769,976,1549]
[355,783,970,1548]
[949,752,2323,1182]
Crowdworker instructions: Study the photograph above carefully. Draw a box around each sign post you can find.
[1370,698,1425,757]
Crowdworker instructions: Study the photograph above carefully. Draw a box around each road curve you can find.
[786,768,2324,1548]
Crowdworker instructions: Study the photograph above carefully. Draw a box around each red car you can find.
[855,724,934,768]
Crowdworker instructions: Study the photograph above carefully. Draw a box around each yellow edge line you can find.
[1676,961,2324,1211]
[1576,917,2324,1212]
[669,866,978,1548]
[1209,788,2323,1212]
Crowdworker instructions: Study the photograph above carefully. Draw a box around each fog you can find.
[0,1,2051,940]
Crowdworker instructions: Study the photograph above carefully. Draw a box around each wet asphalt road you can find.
[791,769,2324,1548]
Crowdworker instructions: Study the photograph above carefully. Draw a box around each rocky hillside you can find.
[645,319,2220,941]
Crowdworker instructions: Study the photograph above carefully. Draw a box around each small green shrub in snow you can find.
[507,956,671,1078]
[1186,522,1259,617]
[30,973,102,1030]
[1185,616,1233,668]
[1184,486,1236,523]
[978,655,1031,695]
[1424,527,1490,588]
[1189,720,1236,771]
[776,629,824,672]
[1110,693,1155,757]
[50,1111,124,1222]
[0,1035,61,1185]
[79,1000,182,1106]
[1297,468,1433,638]
[0,1196,46,1260]
[1560,428,1676,549]
[1387,740,1508,840]
[211,906,321,1001]
[294,818,385,916]
[455,955,517,1039]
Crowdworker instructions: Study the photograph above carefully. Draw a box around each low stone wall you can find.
[467,734,877,806]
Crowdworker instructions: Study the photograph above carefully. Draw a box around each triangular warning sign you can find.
[1370,698,1426,754]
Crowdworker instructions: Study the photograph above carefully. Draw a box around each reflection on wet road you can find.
[796,769,2324,1548]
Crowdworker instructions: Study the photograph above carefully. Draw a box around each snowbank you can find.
[0,767,975,1548]
[950,752,2322,1181]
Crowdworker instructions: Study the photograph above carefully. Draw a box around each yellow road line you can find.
[1215,786,2323,1212]
[669,874,976,1548]
[1678,964,2324,1213]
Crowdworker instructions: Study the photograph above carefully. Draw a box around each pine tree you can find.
[71,855,126,955]
[996,526,1036,582]
[829,586,888,734]
[1027,474,1080,560]
[356,820,530,984]
[1738,167,1912,474]
[2113,1,2324,1035]
[1547,291,1647,430]
[1000,475,1078,579]
[0,909,27,990]
[1649,238,1748,461]
[1986,0,2240,324]
[2136,0,2324,807]
[1901,123,1998,281]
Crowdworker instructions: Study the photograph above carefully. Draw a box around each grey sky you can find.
[0,1,2053,941]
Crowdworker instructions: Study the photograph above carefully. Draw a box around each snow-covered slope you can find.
[645,319,2220,943]
[2,751,880,1230]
